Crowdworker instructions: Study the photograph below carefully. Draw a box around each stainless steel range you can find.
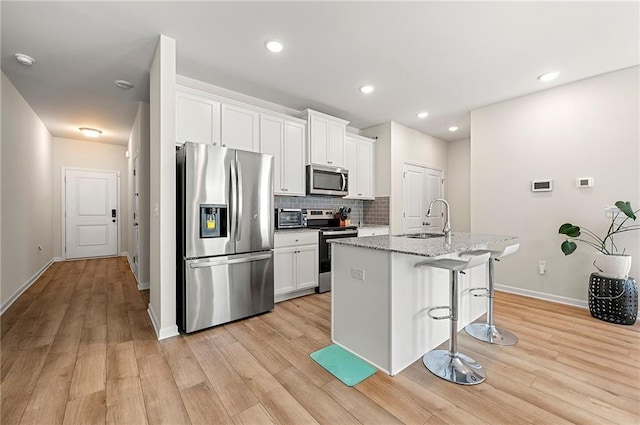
[305,209,358,293]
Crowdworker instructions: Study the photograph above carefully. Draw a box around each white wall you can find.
[51,137,129,259]
[471,66,640,302]
[447,138,471,232]
[149,35,178,339]
[1,72,53,311]
[362,122,391,197]
[127,102,150,289]
[390,122,448,234]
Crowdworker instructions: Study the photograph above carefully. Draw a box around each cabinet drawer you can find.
[274,231,318,248]
[358,227,390,237]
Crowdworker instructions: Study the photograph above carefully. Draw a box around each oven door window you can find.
[319,232,357,273]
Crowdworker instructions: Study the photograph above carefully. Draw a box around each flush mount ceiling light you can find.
[417,112,429,119]
[537,71,559,82]
[360,85,374,94]
[448,126,459,132]
[15,53,35,66]
[79,127,102,138]
[115,79,134,89]
[265,40,284,53]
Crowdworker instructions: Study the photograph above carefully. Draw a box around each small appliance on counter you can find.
[275,208,307,229]
[176,142,274,333]
[306,209,358,293]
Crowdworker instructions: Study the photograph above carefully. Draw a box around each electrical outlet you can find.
[538,260,547,275]
[351,267,365,281]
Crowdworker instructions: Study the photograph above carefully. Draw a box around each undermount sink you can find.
[403,232,445,239]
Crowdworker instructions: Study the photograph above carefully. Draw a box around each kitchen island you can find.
[329,232,517,375]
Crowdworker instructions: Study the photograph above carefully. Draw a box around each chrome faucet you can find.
[427,198,451,244]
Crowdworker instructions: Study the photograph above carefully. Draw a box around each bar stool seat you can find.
[415,252,490,385]
[461,244,519,346]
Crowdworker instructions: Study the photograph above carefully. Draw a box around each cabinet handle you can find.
[295,239,299,242]
[213,142,218,146]
[327,161,333,164]
[357,193,362,196]
[222,144,227,147]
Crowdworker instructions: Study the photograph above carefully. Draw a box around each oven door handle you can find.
[322,230,358,236]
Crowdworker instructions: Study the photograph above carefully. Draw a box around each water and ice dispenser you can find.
[200,204,227,238]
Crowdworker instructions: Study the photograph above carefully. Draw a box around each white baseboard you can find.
[137,281,150,290]
[120,251,129,257]
[495,283,589,309]
[147,303,179,340]
[53,257,63,262]
[1,258,55,315]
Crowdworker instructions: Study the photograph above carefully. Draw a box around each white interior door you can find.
[402,164,425,234]
[402,163,443,234]
[132,157,140,276]
[424,168,443,232]
[65,169,118,259]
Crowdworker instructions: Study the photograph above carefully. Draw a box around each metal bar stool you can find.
[415,252,491,385]
[462,243,520,346]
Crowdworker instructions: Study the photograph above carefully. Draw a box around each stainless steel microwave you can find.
[306,165,348,196]
[275,208,307,229]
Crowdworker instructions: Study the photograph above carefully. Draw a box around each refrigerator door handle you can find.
[230,161,238,237]
[189,252,272,268]
[236,160,243,241]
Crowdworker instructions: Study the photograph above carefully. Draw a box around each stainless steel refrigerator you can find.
[176,142,274,333]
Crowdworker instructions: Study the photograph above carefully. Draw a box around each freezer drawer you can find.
[181,251,274,333]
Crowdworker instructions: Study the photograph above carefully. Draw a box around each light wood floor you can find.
[1,257,639,425]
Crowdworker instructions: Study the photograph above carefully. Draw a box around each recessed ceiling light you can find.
[417,112,429,119]
[265,40,284,53]
[15,53,35,66]
[537,71,559,82]
[448,126,459,132]
[115,79,134,89]
[79,127,102,138]
[360,85,374,94]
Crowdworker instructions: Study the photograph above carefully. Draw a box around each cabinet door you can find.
[344,138,358,198]
[296,245,318,290]
[283,121,306,196]
[260,115,284,194]
[356,140,374,199]
[309,115,329,165]
[221,104,259,152]
[274,248,296,295]
[328,121,346,167]
[176,91,221,145]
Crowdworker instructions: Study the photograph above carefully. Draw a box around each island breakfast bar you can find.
[329,232,517,376]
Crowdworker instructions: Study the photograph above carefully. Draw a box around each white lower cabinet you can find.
[274,231,318,301]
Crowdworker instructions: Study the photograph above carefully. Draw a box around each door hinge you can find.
[133,169,136,176]
[403,212,406,218]
[442,178,445,184]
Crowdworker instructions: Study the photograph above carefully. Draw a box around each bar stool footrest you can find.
[422,350,486,385]
[468,287,490,297]
[426,306,452,320]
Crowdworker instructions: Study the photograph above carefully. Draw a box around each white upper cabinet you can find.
[298,109,349,168]
[345,134,375,200]
[176,88,221,145]
[221,104,259,152]
[260,114,306,196]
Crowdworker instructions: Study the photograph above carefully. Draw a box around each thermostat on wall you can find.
[576,177,594,188]
[531,179,553,192]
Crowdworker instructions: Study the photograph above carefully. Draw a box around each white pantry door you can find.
[402,163,443,234]
[65,169,118,259]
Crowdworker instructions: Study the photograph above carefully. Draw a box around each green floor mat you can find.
[310,344,376,386]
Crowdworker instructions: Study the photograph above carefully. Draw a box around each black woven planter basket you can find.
[588,273,638,325]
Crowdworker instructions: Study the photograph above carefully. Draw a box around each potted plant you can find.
[559,201,639,279]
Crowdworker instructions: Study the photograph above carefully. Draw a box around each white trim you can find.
[1,258,54,315]
[494,284,588,309]
[137,281,150,291]
[120,251,129,257]
[61,167,120,260]
[124,254,149,290]
[147,303,179,340]
[53,257,63,262]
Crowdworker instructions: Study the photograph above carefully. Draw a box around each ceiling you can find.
[2,2,638,146]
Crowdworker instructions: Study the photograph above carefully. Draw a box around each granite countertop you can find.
[328,232,517,257]
[274,228,319,234]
